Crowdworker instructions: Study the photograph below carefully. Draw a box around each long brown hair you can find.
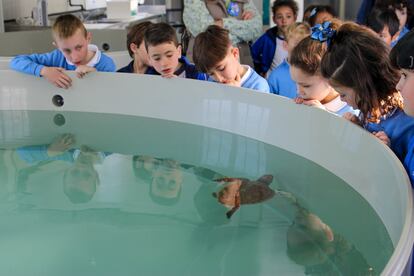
[320,22,403,123]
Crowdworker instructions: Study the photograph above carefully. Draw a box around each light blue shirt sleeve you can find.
[96,54,116,72]
[9,50,63,77]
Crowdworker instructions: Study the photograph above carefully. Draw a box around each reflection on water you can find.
[0,111,392,275]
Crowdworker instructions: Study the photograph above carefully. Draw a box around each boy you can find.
[10,14,115,89]
[117,21,155,74]
[250,0,298,77]
[267,22,310,97]
[144,22,207,80]
[193,25,270,93]
[367,8,400,46]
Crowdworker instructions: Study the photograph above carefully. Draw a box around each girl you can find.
[320,21,414,162]
[250,0,298,77]
[390,29,414,183]
[288,20,356,116]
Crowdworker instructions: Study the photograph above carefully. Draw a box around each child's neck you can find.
[134,59,148,74]
[321,88,339,105]
[237,64,248,79]
[173,60,184,75]
[83,48,95,65]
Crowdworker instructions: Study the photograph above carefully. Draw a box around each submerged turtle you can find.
[212,174,275,218]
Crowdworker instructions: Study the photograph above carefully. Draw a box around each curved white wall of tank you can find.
[0,70,412,275]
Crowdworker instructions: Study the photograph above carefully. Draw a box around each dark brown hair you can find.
[144,22,178,50]
[126,21,153,58]
[390,28,414,69]
[52,14,87,40]
[367,8,400,37]
[193,25,231,73]
[272,0,299,16]
[320,22,403,123]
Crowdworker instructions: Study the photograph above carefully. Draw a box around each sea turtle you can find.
[212,174,275,218]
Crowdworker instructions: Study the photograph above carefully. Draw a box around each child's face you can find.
[147,42,181,76]
[378,26,394,46]
[397,69,414,116]
[395,7,408,30]
[330,84,358,109]
[314,11,333,25]
[132,41,150,66]
[290,66,333,102]
[54,29,91,66]
[151,165,182,199]
[208,47,240,84]
[273,6,296,32]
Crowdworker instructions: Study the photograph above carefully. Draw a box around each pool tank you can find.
[0,70,413,276]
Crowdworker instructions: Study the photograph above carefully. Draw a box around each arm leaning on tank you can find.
[9,50,62,77]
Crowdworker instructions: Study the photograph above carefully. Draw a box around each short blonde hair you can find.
[285,22,311,42]
[52,14,87,40]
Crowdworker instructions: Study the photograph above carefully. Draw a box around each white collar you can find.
[240,65,252,86]
[66,44,101,67]
[324,95,347,112]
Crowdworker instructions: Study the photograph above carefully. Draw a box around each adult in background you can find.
[183,0,262,66]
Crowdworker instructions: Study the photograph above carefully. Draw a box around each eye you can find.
[166,54,173,58]
[218,66,225,72]
[153,57,161,61]
[75,46,82,51]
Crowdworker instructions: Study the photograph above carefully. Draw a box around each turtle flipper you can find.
[226,205,240,219]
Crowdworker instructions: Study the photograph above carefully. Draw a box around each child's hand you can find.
[294,97,304,104]
[75,65,96,78]
[162,73,177,79]
[373,131,390,146]
[301,99,325,109]
[241,11,254,20]
[223,73,241,87]
[47,133,75,156]
[342,112,361,125]
[40,67,72,89]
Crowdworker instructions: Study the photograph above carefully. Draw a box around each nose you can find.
[297,85,305,96]
[212,72,224,83]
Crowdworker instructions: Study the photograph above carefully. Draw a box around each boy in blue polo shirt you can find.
[144,22,207,80]
[193,25,269,93]
[10,14,115,89]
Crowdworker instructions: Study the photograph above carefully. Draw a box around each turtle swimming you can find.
[212,174,276,218]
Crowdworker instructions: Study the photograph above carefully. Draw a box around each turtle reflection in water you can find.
[212,174,275,218]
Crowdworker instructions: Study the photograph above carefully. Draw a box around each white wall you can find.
[2,0,106,20]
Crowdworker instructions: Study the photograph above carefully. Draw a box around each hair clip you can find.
[310,21,336,47]
[410,56,414,69]
[309,7,318,18]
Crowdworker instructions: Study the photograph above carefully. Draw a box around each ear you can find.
[231,47,239,60]
[130,43,138,54]
[86,32,92,44]
[177,44,182,57]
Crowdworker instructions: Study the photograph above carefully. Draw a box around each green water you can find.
[0,110,393,276]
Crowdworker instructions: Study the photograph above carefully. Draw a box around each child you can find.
[376,0,411,46]
[193,25,270,92]
[320,22,414,161]
[250,0,298,77]
[132,155,183,205]
[144,22,207,80]
[267,22,310,98]
[390,29,414,184]
[288,21,355,116]
[117,21,155,74]
[307,5,336,27]
[367,7,400,46]
[303,4,318,24]
[10,14,115,89]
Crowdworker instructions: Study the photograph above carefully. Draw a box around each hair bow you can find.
[309,7,318,18]
[311,21,336,46]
